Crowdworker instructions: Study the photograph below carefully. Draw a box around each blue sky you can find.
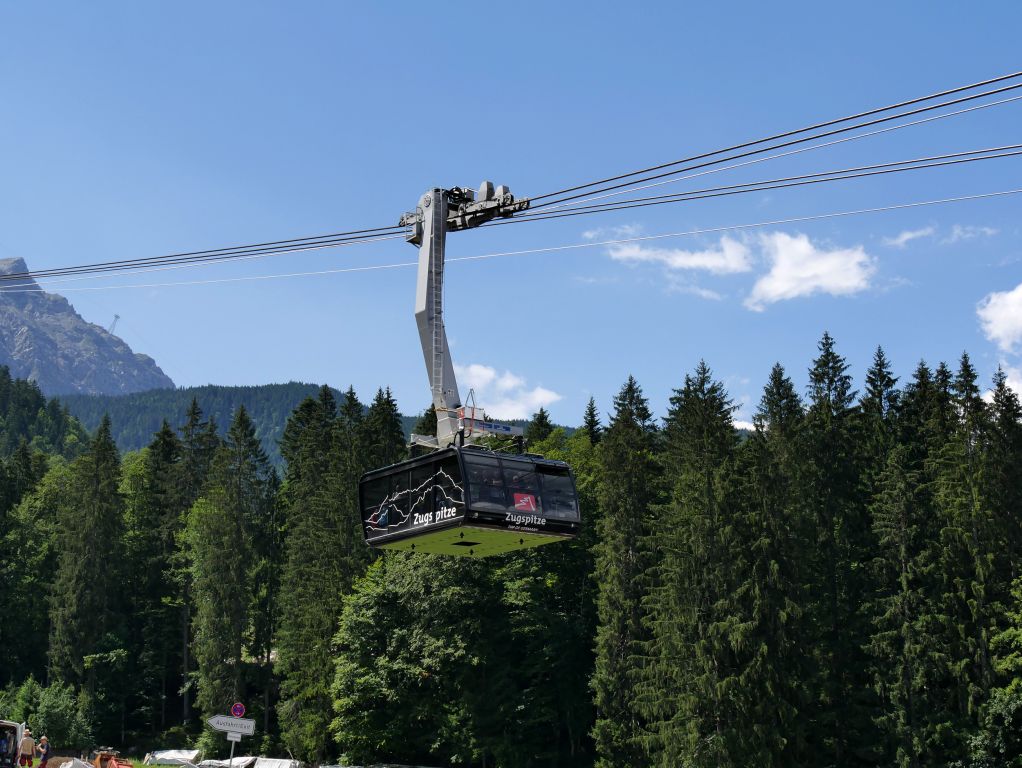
[1,2,1021,427]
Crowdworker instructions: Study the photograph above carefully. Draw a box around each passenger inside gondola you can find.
[479,469,507,510]
[539,465,579,519]
[504,461,542,514]
[463,456,503,512]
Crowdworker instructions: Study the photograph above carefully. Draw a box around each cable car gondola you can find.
[360,446,580,556]
[359,183,581,557]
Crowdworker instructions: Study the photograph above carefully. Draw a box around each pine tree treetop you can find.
[582,396,602,445]
[611,375,654,431]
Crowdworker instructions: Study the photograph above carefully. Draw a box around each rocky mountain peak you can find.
[0,258,174,396]
[0,257,31,276]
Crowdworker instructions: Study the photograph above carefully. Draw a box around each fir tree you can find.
[361,388,406,469]
[860,346,900,491]
[48,417,128,741]
[175,399,220,724]
[984,368,1022,586]
[277,387,366,762]
[868,444,954,766]
[526,406,555,444]
[733,363,810,764]
[122,421,187,733]
[48,417,125,684]
[933,354,997,721]
[185,490,250,723]
[179,398,218,505]
[802,332,879,762]
[641,361,747,766]
[224,406,278,740]
[186,407,274,736]
[336,386,371,573]
[897,362,936,465]
[592,376,658,768]
[412,403,437,438]
[931,362,956,446]
[582,397,602,445]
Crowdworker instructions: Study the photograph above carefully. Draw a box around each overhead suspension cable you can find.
[0,232,410,290]
[528,77,1022,210]
[529,92,1022,214]
[0,224,407,283]
[487,145,1022,226]
[6,187,1018,294]
[10,144,1020,290]
[0,232,407,290]
[11,76,1020,287]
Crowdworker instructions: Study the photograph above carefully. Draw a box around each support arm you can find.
[413,189,462,446]
[403,183,529,447]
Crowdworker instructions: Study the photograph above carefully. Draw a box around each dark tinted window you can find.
[463,453,507,512]
[503,459,542,514]
[537,465,579,520]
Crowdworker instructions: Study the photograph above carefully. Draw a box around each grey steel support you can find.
[413,189,461,445]
[402,183,529,448]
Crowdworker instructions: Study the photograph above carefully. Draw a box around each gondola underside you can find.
[372,524,571,556]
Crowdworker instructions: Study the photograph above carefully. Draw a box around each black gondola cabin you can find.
[360,446,580,556]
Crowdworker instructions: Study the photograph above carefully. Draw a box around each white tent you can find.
[197,756,298,768]
[253,759,299,768]
[198,758,256,768]
[144,751,202,766]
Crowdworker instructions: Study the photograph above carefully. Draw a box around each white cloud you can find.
[582,223,642,241]
[667,281,722,300]
[943,224,999,244]
[734,420,756,431]
[883,226,934,248]
[454,362,561,420]
[660,272,724,300]
[573,275,620,285]
[608,235,752,275]
[977,281,1022,353]
[744,232,875,311]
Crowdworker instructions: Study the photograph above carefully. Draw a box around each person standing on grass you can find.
[35,737,49,768]
[17,730,34,768]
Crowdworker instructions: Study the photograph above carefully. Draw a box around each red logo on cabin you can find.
[514,493,537,512]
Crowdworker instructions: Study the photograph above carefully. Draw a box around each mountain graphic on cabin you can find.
[364,467,466,534]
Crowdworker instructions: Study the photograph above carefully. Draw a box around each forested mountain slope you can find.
[0,365,86,457]
[61,383,423,466]
[62,384,534,466]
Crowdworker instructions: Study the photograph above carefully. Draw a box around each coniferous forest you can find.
[2,332,1022,767]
